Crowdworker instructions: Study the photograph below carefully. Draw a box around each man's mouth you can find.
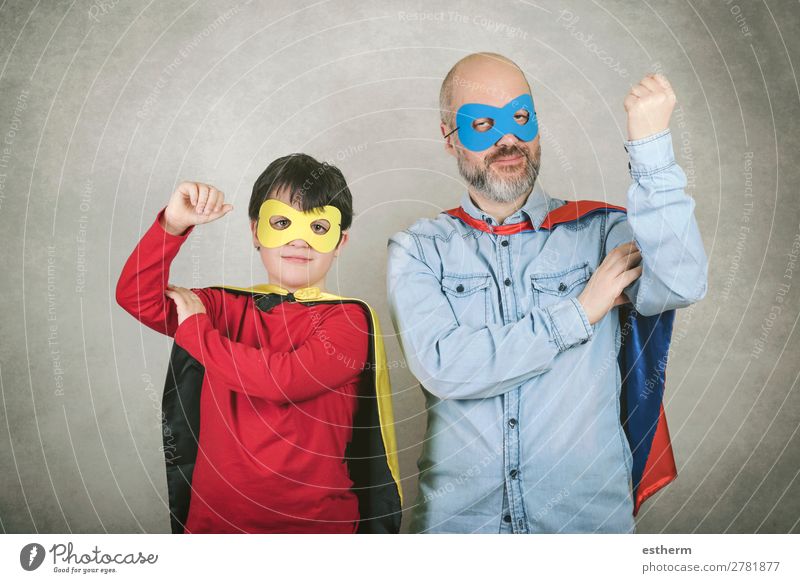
[487,148,527,167]
[490,154,524,166]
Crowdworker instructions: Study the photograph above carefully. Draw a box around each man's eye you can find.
[514,110,530,125]
[311,220,330,234]
[472,118,494,133]
[270,217,291,229]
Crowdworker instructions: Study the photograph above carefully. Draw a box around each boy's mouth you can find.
[281,254,312,264]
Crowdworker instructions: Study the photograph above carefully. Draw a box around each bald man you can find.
[386,53,707,533]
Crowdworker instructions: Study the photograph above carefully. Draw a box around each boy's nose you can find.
[288,238,310,248]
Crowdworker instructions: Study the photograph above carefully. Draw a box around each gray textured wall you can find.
[0,0,798,534]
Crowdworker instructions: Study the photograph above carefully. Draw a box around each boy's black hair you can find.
[249,153,354,234]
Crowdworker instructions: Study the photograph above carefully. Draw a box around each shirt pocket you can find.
[530,261,591,308]
[441,272,492,325]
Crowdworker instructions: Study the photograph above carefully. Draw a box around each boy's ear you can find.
[250,219,260,248]
[333,230,349,257]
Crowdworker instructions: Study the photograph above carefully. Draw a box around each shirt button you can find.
[580,338,588,345]
[501,239,509,247]
[558,282,567,292]
[508,418,517,428]
[456,284,464,292]
[504,278,511,286]
[510,469,519,479]
[503,515,512,523]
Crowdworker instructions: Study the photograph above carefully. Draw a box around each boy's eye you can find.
[514,110,530,125]
[472,118,494,133]
[311,219,331,234]
[270,216,291,229]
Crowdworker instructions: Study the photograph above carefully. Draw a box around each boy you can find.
[116,154,402,533]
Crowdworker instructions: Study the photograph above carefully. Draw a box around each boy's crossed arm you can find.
[166,285,369,405]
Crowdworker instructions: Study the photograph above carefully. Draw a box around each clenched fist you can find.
[577,241,643,325]
[624,73,677,141]
[161,181,234,236]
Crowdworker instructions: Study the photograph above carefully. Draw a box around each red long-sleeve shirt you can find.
[116,207,368,533]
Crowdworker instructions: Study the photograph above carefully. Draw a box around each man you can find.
[386,52,707,533]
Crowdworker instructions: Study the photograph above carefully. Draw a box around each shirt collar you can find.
[458,180,552,230]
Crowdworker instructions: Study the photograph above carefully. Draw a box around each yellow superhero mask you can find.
[256,199,342,253]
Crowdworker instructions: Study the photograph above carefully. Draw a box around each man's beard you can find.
[456,143,541,204]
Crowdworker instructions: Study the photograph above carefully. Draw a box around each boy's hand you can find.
[162,181,233,236]
[577,241,643,325]
[164,284,207,326]
[624,73,676,141]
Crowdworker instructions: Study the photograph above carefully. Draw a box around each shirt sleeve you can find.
[386,230,593,401]
[115,206,219,337]
[172,302,369,404]
[605,129,708,316]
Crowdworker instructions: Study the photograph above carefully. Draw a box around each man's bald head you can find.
[439,52,532,128]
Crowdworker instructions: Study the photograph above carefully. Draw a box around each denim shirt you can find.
[386,129,708,533]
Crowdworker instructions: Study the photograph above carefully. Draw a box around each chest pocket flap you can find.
[531,261,591,296]
[441,272,492,324]
[442,273,491,296]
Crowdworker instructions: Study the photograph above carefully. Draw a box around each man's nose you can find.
[494,132,520,148]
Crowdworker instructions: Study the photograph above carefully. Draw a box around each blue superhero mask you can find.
[446,93,538,152]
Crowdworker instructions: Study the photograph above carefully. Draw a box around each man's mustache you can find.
[484,145,531,166]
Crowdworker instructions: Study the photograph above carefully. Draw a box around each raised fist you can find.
[623,73,677,141]
[162,181,233,236]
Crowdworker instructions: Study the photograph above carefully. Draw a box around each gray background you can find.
[0,0,798,534]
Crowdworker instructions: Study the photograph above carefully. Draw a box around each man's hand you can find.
[577,242,642,325]
[160,181,233,236]
[624,73,676,141]
[164,284,207,325]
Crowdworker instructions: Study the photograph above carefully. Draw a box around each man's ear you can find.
[333,231,350,257]
[441,122,456,158]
